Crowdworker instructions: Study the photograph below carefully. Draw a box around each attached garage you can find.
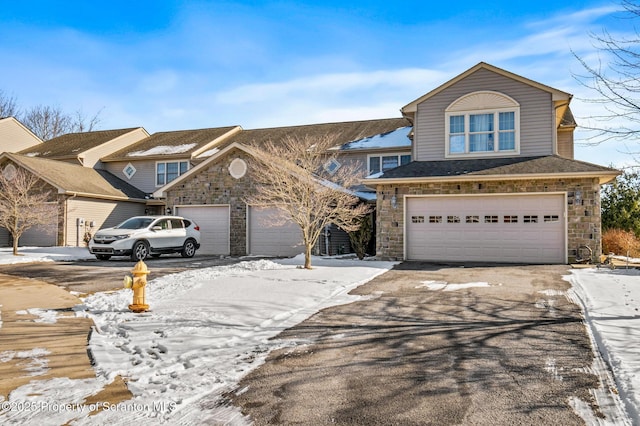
[405,194,566,264]
[20,203,58,246]
[247,206,303,256]
[175,205,230,255]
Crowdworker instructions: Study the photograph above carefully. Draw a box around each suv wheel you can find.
[181,239,197,258]
[131,241,150,261]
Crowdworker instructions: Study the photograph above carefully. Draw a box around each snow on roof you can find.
[197,147,220,158]
[339,126,412,150]
[127,143,197,157]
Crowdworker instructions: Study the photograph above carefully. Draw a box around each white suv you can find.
[89,216,201,261]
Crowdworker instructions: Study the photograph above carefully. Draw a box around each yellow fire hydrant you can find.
[124,260,150,313]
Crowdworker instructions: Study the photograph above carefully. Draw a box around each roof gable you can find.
[402,62,572,114]
[0,117,42,152]
[0,152,146,200]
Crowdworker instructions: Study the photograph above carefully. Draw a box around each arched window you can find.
[445,91,520,157]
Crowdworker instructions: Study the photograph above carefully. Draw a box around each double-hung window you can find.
[445,91,519,157]
[369,153,411,174]
[156,161,189,186]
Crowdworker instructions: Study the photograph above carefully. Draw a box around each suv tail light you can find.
[194,225,200,231]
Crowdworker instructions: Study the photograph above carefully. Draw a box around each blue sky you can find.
[0,1,635,166]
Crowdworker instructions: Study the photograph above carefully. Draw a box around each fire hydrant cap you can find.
[131,260,150,275]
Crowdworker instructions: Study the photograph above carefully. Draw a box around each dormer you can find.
[401,62,573,162]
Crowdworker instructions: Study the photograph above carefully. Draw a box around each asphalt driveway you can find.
[0,254,242,294]
[231,263,604,425]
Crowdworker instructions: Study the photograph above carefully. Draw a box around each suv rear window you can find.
[170,219,184,229]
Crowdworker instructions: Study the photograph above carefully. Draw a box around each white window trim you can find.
[367,152,411,174]
[155,160,190,187]
[444,91,520,159]
[445,107,520,158]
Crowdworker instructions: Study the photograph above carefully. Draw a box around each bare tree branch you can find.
[245,134,371,269]
[0,89,19,118]
[573,1,640,146]
[0,164,57,255]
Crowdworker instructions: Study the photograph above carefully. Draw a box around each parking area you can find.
[0,254,243,294]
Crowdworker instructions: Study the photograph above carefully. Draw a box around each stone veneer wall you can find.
[375,177,602,263]
[165,149,257,256]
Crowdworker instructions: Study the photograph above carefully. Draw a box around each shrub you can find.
[602,228,640,257]
[348,213,373,260]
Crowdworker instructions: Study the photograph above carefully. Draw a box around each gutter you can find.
[363,171,621,186]
[60,190,148,203]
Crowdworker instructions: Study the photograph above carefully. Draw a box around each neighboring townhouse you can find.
[363,62,619,264]
[152,118,411,256]
[0,117,42,153]
[0,153,147,247]
[18,127,150,167]
[99,126,242,213]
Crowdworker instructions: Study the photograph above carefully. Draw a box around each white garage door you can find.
[175,205,229,255]
[248,206,304,257]
[406,194,565,264]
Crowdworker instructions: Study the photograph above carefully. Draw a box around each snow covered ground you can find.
[0,246,94,264]
[0,251,396,424]
[0,247,638,424]
[567,267,640,424]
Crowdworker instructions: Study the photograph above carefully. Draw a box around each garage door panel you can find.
[249,206,304,257]
[175,205,229,255]
[406,195,565,264]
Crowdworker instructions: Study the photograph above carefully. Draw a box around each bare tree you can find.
[574,0,640,146]
[1,89,102,139]
[245,134,371,269]
[0,89,19,118]
[20,105,73,141]
[72,108,102,133]
[0,164,57,255]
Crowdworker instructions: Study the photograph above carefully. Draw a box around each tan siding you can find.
[557,130,574,159]
[0,118,41,153]
[84,128,148,167]
[66,198,146,246]
[414,68,555,161]
[103,160,158,194]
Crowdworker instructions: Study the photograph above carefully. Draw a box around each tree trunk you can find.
[12,236,18,256]
[304,243,312,269]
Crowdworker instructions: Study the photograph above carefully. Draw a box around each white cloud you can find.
[215,68,448,105]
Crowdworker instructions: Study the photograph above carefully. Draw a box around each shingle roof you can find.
[216,118,411,151]
[375,155,619,179]
[101,126,240,161]
[19,128,141,159]
[3,153,147,199]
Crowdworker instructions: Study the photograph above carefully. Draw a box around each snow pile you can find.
[567,268,640,422]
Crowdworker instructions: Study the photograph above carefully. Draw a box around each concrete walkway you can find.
[0,274,130,411]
